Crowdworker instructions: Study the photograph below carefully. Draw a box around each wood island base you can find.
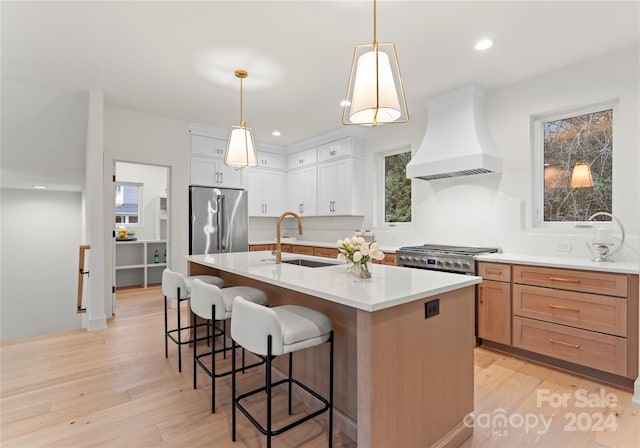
[189,260,475,447]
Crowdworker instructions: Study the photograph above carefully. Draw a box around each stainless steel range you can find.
[396,244,500,275]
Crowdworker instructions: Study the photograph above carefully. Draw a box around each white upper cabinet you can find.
[190,134,244,188]
[256,151,286,170]
[190,156,244,189]
[288,165,318,216]
[317,137,363,162]
[287,147,318,170]
[317,158,364,216]
[246,169,286,217]
[191,134,226,157]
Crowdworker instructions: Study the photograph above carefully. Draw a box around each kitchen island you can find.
[188,251,482,447]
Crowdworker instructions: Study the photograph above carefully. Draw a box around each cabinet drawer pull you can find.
[549,338,579,349]
[548,304,580,312]
[486,269,503,275]
[549,277,581,284]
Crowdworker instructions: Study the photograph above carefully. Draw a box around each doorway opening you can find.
[112,161,170,313]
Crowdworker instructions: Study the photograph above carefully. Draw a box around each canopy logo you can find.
[464,387,620,438]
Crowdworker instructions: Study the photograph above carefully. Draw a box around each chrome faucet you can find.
[275,211,303,264]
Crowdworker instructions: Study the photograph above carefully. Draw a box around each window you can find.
[377,148,412,226]
[115,182,143,225]
[533,103,614,225]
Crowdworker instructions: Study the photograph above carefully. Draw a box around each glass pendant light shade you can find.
[225,122,257,168]
[570,162,593,188]
[225,69,258,168]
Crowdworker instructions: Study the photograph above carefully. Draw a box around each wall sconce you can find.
[570,162,593,188]
[342,0,408,126]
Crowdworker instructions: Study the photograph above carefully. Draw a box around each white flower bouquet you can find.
[337,236,385,278]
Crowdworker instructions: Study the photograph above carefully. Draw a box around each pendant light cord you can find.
[239,76,243,125]
[373,0,377,44]
[373,0,379,124]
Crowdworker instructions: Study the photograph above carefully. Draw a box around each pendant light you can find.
[343,0,408,126]
[570,162,593,188]
[225,69,257,168]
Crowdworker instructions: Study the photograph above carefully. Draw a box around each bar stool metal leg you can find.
[164,295,169,359]
[267,335,273,448]
[232,338,237,442]
[329,330,334,448]
[177,289,182,372]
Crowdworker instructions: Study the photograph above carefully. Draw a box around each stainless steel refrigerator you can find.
[189,186,248,255]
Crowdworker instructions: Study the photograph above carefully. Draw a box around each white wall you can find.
[0,81,90,341]
[0,189,84,341]
[103,105,190,317]
[115,162,167,241]
[0,80,88,191]
[348,45,639,261]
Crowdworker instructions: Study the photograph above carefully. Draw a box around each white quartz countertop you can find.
[188,251,480,312]
[476,252,639,274]
[249,239,399,254]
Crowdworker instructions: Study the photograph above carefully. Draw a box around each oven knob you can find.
[453,261,461,268]
[444,261,452,267]
[437,260,444,266]
[462,262,471,270]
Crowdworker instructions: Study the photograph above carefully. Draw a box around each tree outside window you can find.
[539,107,613,223]
[383,150,412,224]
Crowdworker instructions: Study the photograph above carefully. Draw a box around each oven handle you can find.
[397,264,474,275]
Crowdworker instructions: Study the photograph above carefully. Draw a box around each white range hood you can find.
[406,84,503,181]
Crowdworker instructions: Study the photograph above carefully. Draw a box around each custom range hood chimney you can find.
[406,85,502,181]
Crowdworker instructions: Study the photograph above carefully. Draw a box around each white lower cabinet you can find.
[246,169,286,217]
[190,155,244,188]
[288,166,317,216]
[318,158,363,215]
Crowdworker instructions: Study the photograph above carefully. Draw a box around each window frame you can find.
[531,100,617,228]
[374,146,414,229]
[114,181,144,227]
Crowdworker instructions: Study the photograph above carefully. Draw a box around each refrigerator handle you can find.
[216,194,222,251]
[220,194,226,251]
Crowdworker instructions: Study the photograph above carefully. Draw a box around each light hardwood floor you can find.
[1,286,638,447]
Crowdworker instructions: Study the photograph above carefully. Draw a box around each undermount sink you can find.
[281,258,336,268]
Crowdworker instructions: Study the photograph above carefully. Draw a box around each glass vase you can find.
[347,260,372,279]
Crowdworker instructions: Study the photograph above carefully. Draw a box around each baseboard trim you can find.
[432,420,473,448]
[87,316,107,332]
[632,377,640,404]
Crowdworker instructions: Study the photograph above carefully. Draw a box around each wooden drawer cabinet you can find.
[314,247,339,259]
[477,262,510,282]
[512,265,628,297]
[290,245,314,255]
[249,244,274,251]
[513,316,627,377]
[376,253,397,266]
[507,264,638,381]
[477,279,511,345]
[513,284,626,337]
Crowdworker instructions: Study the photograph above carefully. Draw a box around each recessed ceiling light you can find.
[32,185,47,189]
[340,100,351,107]
[272,131,281,137]
[474,38,493,51]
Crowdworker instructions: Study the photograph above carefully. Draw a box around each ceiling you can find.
[2,0,639,149]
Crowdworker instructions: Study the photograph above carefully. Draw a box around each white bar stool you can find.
[162,269,224,372]
[190,279,268,413]
[231,296,334,448]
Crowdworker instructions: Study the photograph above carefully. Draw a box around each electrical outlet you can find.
[555,241,572,252]
[425,299,440,319]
